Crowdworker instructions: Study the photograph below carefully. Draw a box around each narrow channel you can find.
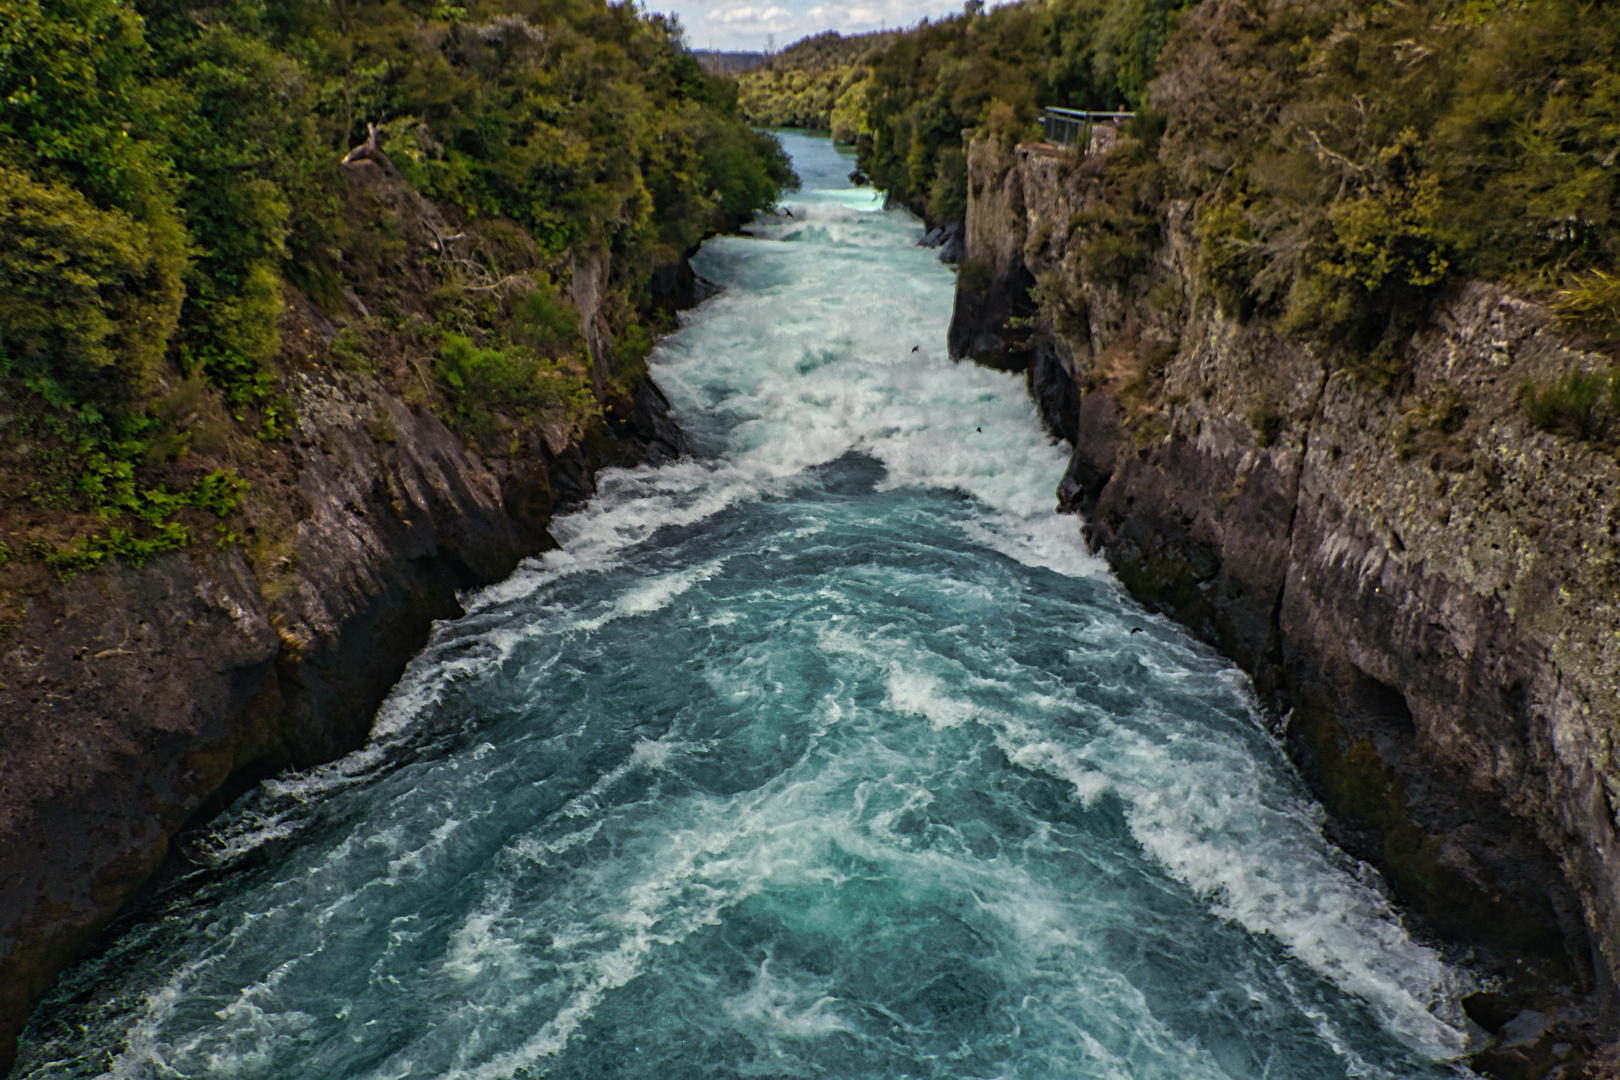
[19,132,1473,1080]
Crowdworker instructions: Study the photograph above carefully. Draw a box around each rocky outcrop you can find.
[918,222,965,264]
[956,133,1620,1071]
[0,341,684,1075]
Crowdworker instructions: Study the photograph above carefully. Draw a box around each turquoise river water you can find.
[17,132,1480,1079]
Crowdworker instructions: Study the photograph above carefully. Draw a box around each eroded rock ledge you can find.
[954,133,1620,1075]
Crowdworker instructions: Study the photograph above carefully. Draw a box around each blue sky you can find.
[661,0,968,53]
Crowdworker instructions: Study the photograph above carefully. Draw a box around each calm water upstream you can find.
[18,132,1477,1080]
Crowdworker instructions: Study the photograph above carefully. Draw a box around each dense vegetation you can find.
[739,2,1195,226]
[754,0,1615,376]
[1162,0,1620,365]
[856,0,1196,224]
[5,0,1616,593]
[0,0,792,587]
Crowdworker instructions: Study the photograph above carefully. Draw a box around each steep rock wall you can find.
[0,327,682,1074]
[955,134,1620,1068]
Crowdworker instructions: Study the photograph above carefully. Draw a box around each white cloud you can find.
[664,0,967,52]
[711,4,794,26]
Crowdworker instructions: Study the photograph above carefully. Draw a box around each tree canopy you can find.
[0,0,794,580]
[754,0,1617,352]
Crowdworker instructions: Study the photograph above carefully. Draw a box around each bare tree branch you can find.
[341,122,379,165]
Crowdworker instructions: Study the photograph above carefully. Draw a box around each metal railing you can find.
[1040,107,1135,149]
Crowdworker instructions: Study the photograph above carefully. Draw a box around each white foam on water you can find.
[97,969,212,1080]
[426,804,781,1080]
[721,959,854,1040]
[314,153,1085,766]
[467,460,760,614]
[815,609,1471,1062]
[1010,709,1470,1060]
[434,743,1217,1080]
[960,512,1112,580]
[508,819,606,868]
[569,558,728,634]
[194,809,304,866]
[279,630,1231,1079]
[886,668,978,729]
[657,238,1073,527]
[89,749,556,1076]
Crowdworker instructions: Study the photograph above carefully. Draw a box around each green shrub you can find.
[1071,144,1164,287]
[1,348,254,576]
[612,324,654,388]
[0,167,185,400]
[187,469,251,517]
[927,147,968,226]
[737,31,896,136]
[44,523,193,579]
[1082,231,1150,285]
[435,333,594,435]
[1317,161,1450,295]
[1524,369,1613,442]
[830,78,871,145]
[1033,269,1092,342]
[739,63,868,133]
[853,0,1196,220]
[507,287,583,356]
[1159,0,1620,364]
[2,0,797,581]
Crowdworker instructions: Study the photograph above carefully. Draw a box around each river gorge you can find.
[11,132,1499,1080]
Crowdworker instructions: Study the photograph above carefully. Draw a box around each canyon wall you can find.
[0,288,683,1075]
[953,134,1620,1071]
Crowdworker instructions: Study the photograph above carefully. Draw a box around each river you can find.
[17,131,1476,1080]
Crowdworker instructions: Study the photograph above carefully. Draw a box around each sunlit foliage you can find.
[0,0,793,576]
[1158,0,1620,360]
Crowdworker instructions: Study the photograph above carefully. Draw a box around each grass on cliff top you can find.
[1164,0,1620,363]
[851,0,1198,225]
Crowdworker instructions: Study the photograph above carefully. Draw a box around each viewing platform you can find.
[1037,106,1135,156]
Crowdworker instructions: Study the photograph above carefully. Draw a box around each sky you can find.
[663,0,968,53]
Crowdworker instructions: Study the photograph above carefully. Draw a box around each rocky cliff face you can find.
[0,310,682,1074]
[954,133,1620,1073]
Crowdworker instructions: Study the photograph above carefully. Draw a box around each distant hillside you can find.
[737,30,899,141]
[768,30,900,70]
[693,50,766,76]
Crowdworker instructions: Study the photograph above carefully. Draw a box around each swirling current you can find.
[17,132,1479,1080]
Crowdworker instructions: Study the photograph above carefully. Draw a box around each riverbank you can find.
[951,131,1620,1078]
[0,165,697,1078]
[0,376,684,1077]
